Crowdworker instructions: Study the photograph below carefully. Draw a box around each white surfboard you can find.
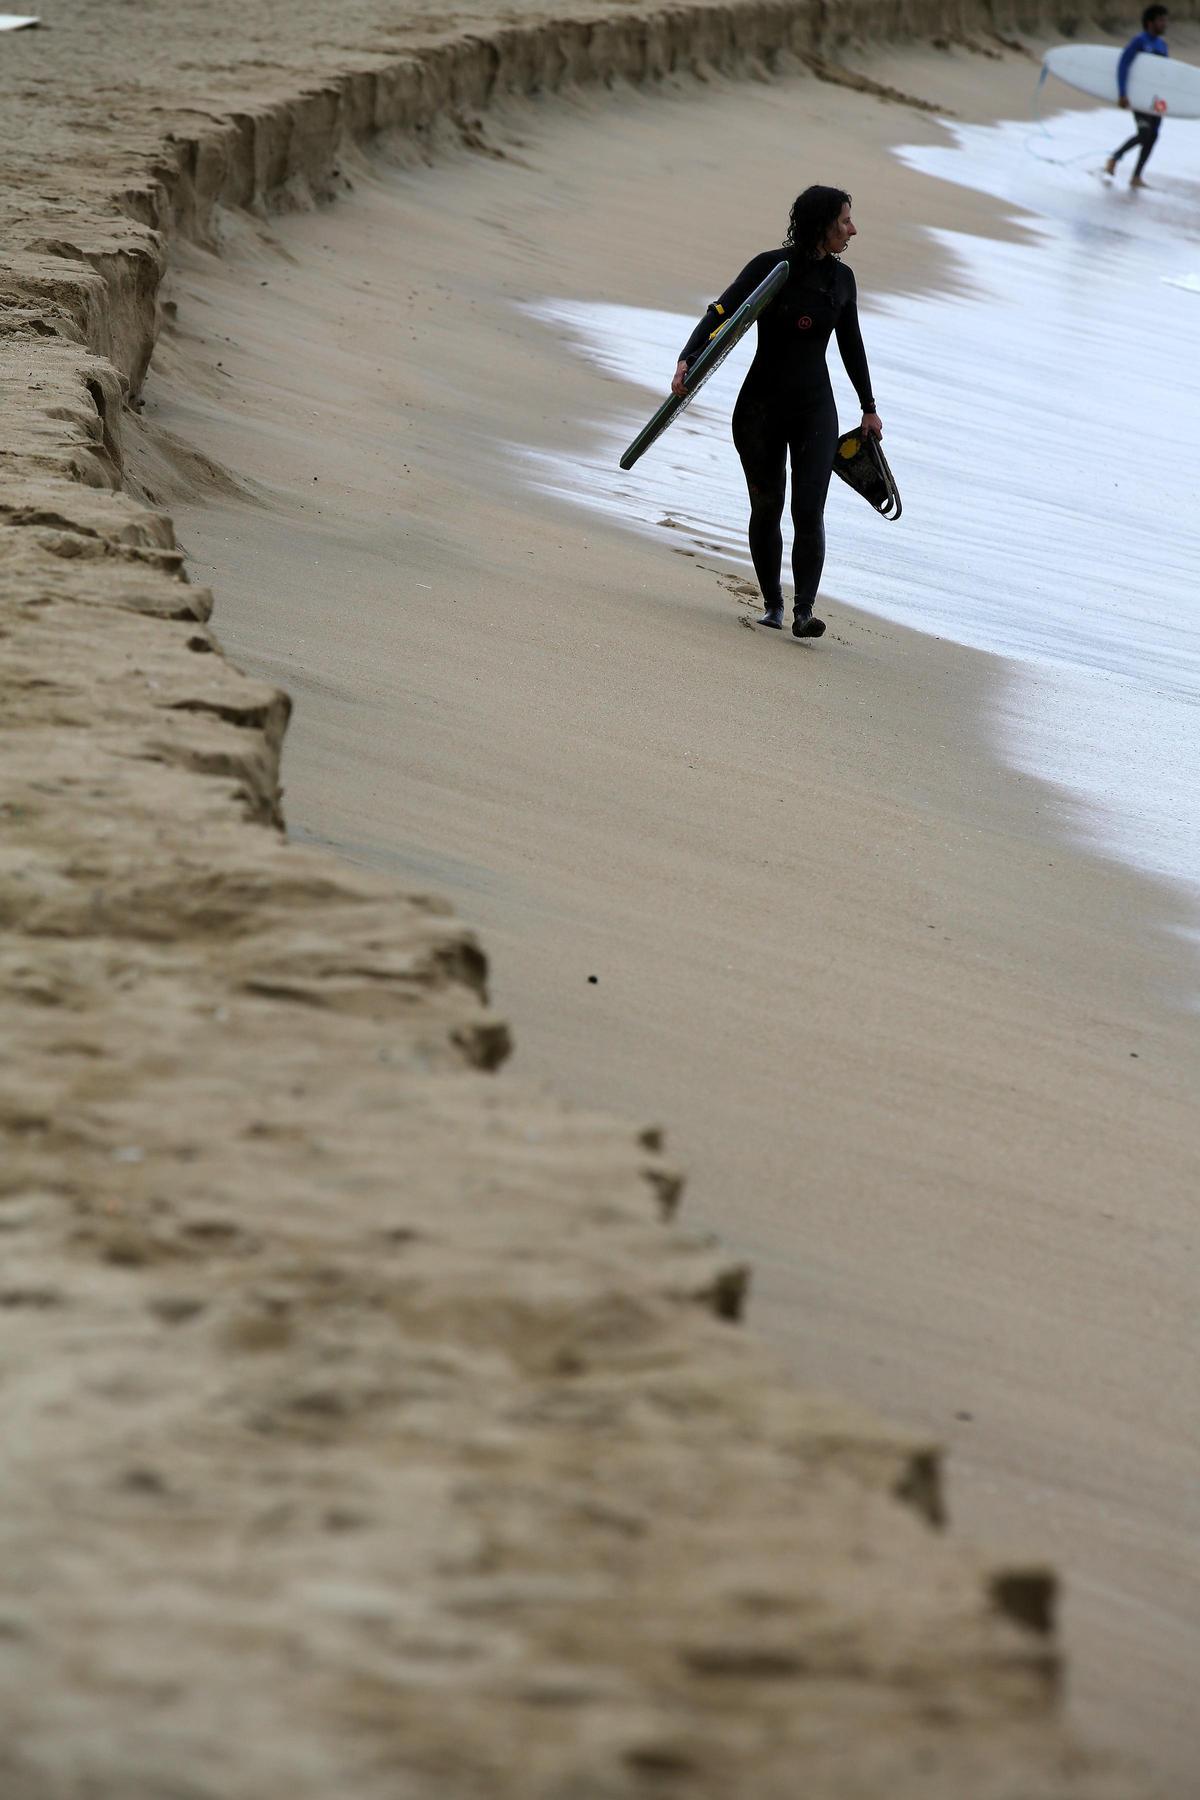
[1043,44,1200,118]
[0,14,39,26]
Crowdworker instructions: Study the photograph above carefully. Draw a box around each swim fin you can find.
[831,429,902,520]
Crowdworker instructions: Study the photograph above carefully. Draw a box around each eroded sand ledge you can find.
[0,1,1174,1792]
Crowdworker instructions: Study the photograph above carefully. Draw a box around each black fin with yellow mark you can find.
[831,429,902,520]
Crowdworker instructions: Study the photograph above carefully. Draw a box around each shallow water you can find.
[518,107,1200,921]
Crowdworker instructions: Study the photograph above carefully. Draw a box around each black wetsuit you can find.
[678,249,875,617]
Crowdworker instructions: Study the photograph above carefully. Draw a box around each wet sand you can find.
[138,42,1200,1790]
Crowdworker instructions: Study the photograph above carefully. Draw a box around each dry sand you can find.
[142,36,1200,1791]
[2,0,1197,1793]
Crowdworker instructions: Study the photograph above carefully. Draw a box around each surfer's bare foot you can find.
[1130,175,1149,189]
[1103,156,1117,177]
[792,611,826,639]
[758,605,784,628]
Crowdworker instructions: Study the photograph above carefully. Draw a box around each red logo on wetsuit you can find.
[796,315,813,330]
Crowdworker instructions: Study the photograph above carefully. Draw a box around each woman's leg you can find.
[788,391,838,625]
[732,389,788,621]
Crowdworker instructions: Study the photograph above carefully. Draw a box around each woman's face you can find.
[824,203,857,255]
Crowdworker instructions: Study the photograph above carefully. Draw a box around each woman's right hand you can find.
[670,361,689,398]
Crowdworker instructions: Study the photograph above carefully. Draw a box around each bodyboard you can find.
[619,259,789,472]
[832,428,902,520]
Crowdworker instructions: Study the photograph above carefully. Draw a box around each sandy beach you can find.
[3,2,1198,1794]
[141,37,1200,1784]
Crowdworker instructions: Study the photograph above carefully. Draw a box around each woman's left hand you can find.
[862,411,883,440]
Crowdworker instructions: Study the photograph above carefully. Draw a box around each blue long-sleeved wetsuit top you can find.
[1118,29,1169,98]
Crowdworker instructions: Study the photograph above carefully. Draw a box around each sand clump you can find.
[0,0,1179,1793]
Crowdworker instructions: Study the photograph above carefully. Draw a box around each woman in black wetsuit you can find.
[672,186,882,638]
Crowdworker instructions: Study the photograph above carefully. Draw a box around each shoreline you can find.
[2,3,1195,1794]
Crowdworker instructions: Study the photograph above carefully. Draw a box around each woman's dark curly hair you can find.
[784,185,851,257]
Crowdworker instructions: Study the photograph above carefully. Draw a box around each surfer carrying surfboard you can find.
[1104,5,1170,187]
[670,188,881,638]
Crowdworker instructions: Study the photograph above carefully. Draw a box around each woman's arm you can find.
[671,252,781,396]
[834,269,882,439]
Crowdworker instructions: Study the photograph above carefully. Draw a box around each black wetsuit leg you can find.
[787,390,838,613]
[731,386,788,609]
[1112,111,1161,173]
[1132,111,1161,176]
[731,383,837,614]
